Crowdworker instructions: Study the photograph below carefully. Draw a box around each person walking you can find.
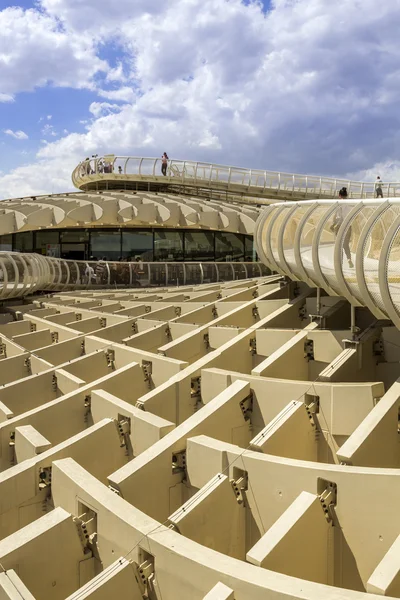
[161,152,169,176]
[330,187,354,269]
[375,176,384,198]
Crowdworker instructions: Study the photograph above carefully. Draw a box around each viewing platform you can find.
[73,155,400,203]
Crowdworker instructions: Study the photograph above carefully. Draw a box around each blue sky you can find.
[1,0,400,198]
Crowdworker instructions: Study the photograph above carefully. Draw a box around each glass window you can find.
[60,230,89,243]
[184,231,215,261]
[34,231,60,256]
[90,230,121,261]
[154,231,183,261]
[0,235,12,251]
[215,232,244,261]
[122,231,153,261]
[14,232,33,252]
[245,235,257,262]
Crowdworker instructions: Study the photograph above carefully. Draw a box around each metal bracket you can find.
[142,360,153,388]
[249,337,257,355]
[135,400,145,411]
[342,338,360,350]
[298,305,307,320]
[80,340,85,356]
[252,306,260,320]
[116,416,131,455]
[318,478,337,524]
[191,376,202,410]
[51,331,59,344]
[175,307,182,317]
[76,313,82,321]
[99,317,107,328]
[373,339,385,358]
[131,321,138,334]
[144,306,151,313]
[203,333,210,349]
[309,314,325,328]
[38,466,52,490]
[165,326,172,342]
[0,343,6,359]
[52,374,58,392]
[212,306,218,319]
[30,323,37,332]
[172,450,186,475]
[239,392,253,421]
[73,511,97,553]
[105,349,115,370]
[230,472,248,505]
[133,558,155,596]
[84,394,91,424]
[24,357,31,374]
[304,339,314,361]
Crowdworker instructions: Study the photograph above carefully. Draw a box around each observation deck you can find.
[73,155,400,203]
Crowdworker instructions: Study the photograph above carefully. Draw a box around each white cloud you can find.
[97,87,137,102]
[41,123,57,137]
[3,129,28,140]
[0,93,14,103]
[89,102,124,118]
[0,7,109,96]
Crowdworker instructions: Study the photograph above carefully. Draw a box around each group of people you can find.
[84,256,145,286]
[82,155,170,177]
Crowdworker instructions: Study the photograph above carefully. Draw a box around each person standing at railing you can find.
[161,152,169,176]
[375,176,384,198]
[84,158,91,176]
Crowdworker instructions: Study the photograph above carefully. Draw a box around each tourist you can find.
[375,176,384,198]
[133,256,144,287]
[118,166,122,174]
[84,262,95,284]
[330,187,354,269]
[161,152,169,176]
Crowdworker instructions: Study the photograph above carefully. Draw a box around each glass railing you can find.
[0,253,269,299]
[72,156,400,199]
[255,199,400,327]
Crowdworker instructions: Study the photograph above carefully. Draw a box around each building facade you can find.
[3,228,256,262]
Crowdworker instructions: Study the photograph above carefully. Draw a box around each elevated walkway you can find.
[0,253,268,299]
[255,199,400,327]
[73,155,400,203]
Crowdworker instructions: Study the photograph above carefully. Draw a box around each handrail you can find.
[0,254,268,299]
[254,199,400,327]
[72,155,400,201]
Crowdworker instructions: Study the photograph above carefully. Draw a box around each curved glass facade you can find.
[7,228,257,262]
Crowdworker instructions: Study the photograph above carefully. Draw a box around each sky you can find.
[1,0,400,199]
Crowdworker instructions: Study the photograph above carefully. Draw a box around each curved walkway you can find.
[254,199,400,327]
[0,253,268,299]
[73,155,400,201]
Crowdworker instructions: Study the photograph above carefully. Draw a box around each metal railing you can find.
[0,253,269,299]
[254,199,400,327]
[72,156,400,200]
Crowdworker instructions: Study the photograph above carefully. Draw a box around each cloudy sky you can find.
[0,0,399,198]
